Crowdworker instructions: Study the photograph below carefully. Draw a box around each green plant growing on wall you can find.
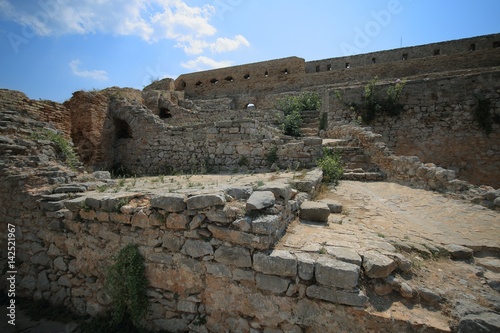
[319,112,328,131]
[266,146,279,166]
[106,243,148,329]
[31,129,79,170]
[472,95,493,136]
[276,92,322,137]
[335,77,406,124]
[317,147,344,186]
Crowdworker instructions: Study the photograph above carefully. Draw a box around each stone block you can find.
[151,193,186,212]
[186,193,225,210]
[246,191,275,211]
[181,239,213,258]
[258,183,292,201]
[148,252,174,265]
[40,200,65,211]
[327,247,362,266]
[253,250,297,277]
[315,257,359,289]
[295,252,315,281]
[131,210,150,228]
[362,251,397,279]
[319,199,343,213]
[109,212,131,224]
[458,313,500,333]
[306,285,368,307]
[177,300,198,313]
[225,187,253,200]
[208,225,273,250]
[167,213,188,230]
[299,201,330,222]
[252,215,280,235]
[214,245,252,268]
[445,244,474,260]
[205,262,232,277]
[64,196,87,211]
[233,268,255,282]
[162,232,184,252]
[256,273,290,294]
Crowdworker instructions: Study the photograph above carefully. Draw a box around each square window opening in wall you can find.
[434,49,440,56]
[493,41,500,48]
[470,43,476,51]
[316,65,320,72]
[327,64,332,71]
[372,57,376,64]
[345,62,350,68]
[402,53,408,60]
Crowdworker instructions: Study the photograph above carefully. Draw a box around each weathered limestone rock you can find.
[299,201,330,222]
[306,285,368,307]
[258,183,292,201]
[64,196,87,211]
[327,247,362,266]
[167,213,188,230]
[458,312,500,333]
[186,194,225,210]
[418,287,443,304]
[315,257,360,289]
[246,191,275,210]
[54,185,86,193]
[445,244,474,260]
[253,250,297,277]
[151,193,186,212]
[205,262,232,277]
[256,273,290,294]
[91,171,111,180]
[362,251,397,278]
[319,199,343,213]
[252,215,280,235]
[225,187,253,200]
[181,239,213,258]
[214,246,252,268]
[295,252,315,281]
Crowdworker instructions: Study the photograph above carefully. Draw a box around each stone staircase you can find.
[323,138,386,181]
[300,110,320,137]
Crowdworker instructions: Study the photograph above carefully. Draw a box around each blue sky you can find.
[0,0,499,102]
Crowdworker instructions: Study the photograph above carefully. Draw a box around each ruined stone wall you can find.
[0,89,71,137]
[106,99,322,175]
[1,169,420,333]
[325,71,500,188]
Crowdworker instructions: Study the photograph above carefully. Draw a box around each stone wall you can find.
[325,71,500,188]
[105,98,322,175]
[1,167,422,332]
[0,89,71,137]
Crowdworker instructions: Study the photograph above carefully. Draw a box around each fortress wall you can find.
[326,71,500,188]
[0,89,71,137]
[306,33,500,72]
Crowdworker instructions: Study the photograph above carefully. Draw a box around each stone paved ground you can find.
[278,180,500,332]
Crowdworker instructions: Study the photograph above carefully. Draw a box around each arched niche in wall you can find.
[245,103,256,109]
[114,118,133,139]
[244,74,251,80]
[210,78,219,84]
[159,107,172,119]
[195,81,203,86]
[225,76,234,82]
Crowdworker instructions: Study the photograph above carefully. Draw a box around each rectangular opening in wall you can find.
[493,41,500,48]
[402,53,408,60]
[470,43,476,51]
[345,62,350,68]
[327,64,332,71]
[371,57,376,64]
[316,65,320,72]
[434,49,440,56]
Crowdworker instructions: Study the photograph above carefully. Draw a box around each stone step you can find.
[323,139,351,147]
[341,171,386,181]
[302,129,319,136]
[301,122,319,129]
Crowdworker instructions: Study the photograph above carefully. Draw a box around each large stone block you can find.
[306,285,368,307]
[258,183,292,201]
[295,252,315,281]
[256,273,290,294]
[246,191,275,210]
[299,201,330,222]
[181,239,213,258]
[252,215,280,235]
[186,194,225,210]
[208,225,272,250]
[362,251,397,279]
[315,257,359,289]
[214,245,252,268]
[151,193,186,212]
[166,213,188,230]
[253,250,297,277]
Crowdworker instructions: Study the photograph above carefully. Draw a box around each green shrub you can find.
[31,129,79,169]
[281,110,303,137]
[106,244,148,329]
[266,146,279,166]
[317,148,343,186]
[276,92,322,137]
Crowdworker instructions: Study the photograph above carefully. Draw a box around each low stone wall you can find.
[326,125,500,209]
[1,169,413,332]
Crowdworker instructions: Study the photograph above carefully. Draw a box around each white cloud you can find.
[181,56,232,71]
[69,59,108,81]
[0,0,249,56]
[210,35,250,53]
